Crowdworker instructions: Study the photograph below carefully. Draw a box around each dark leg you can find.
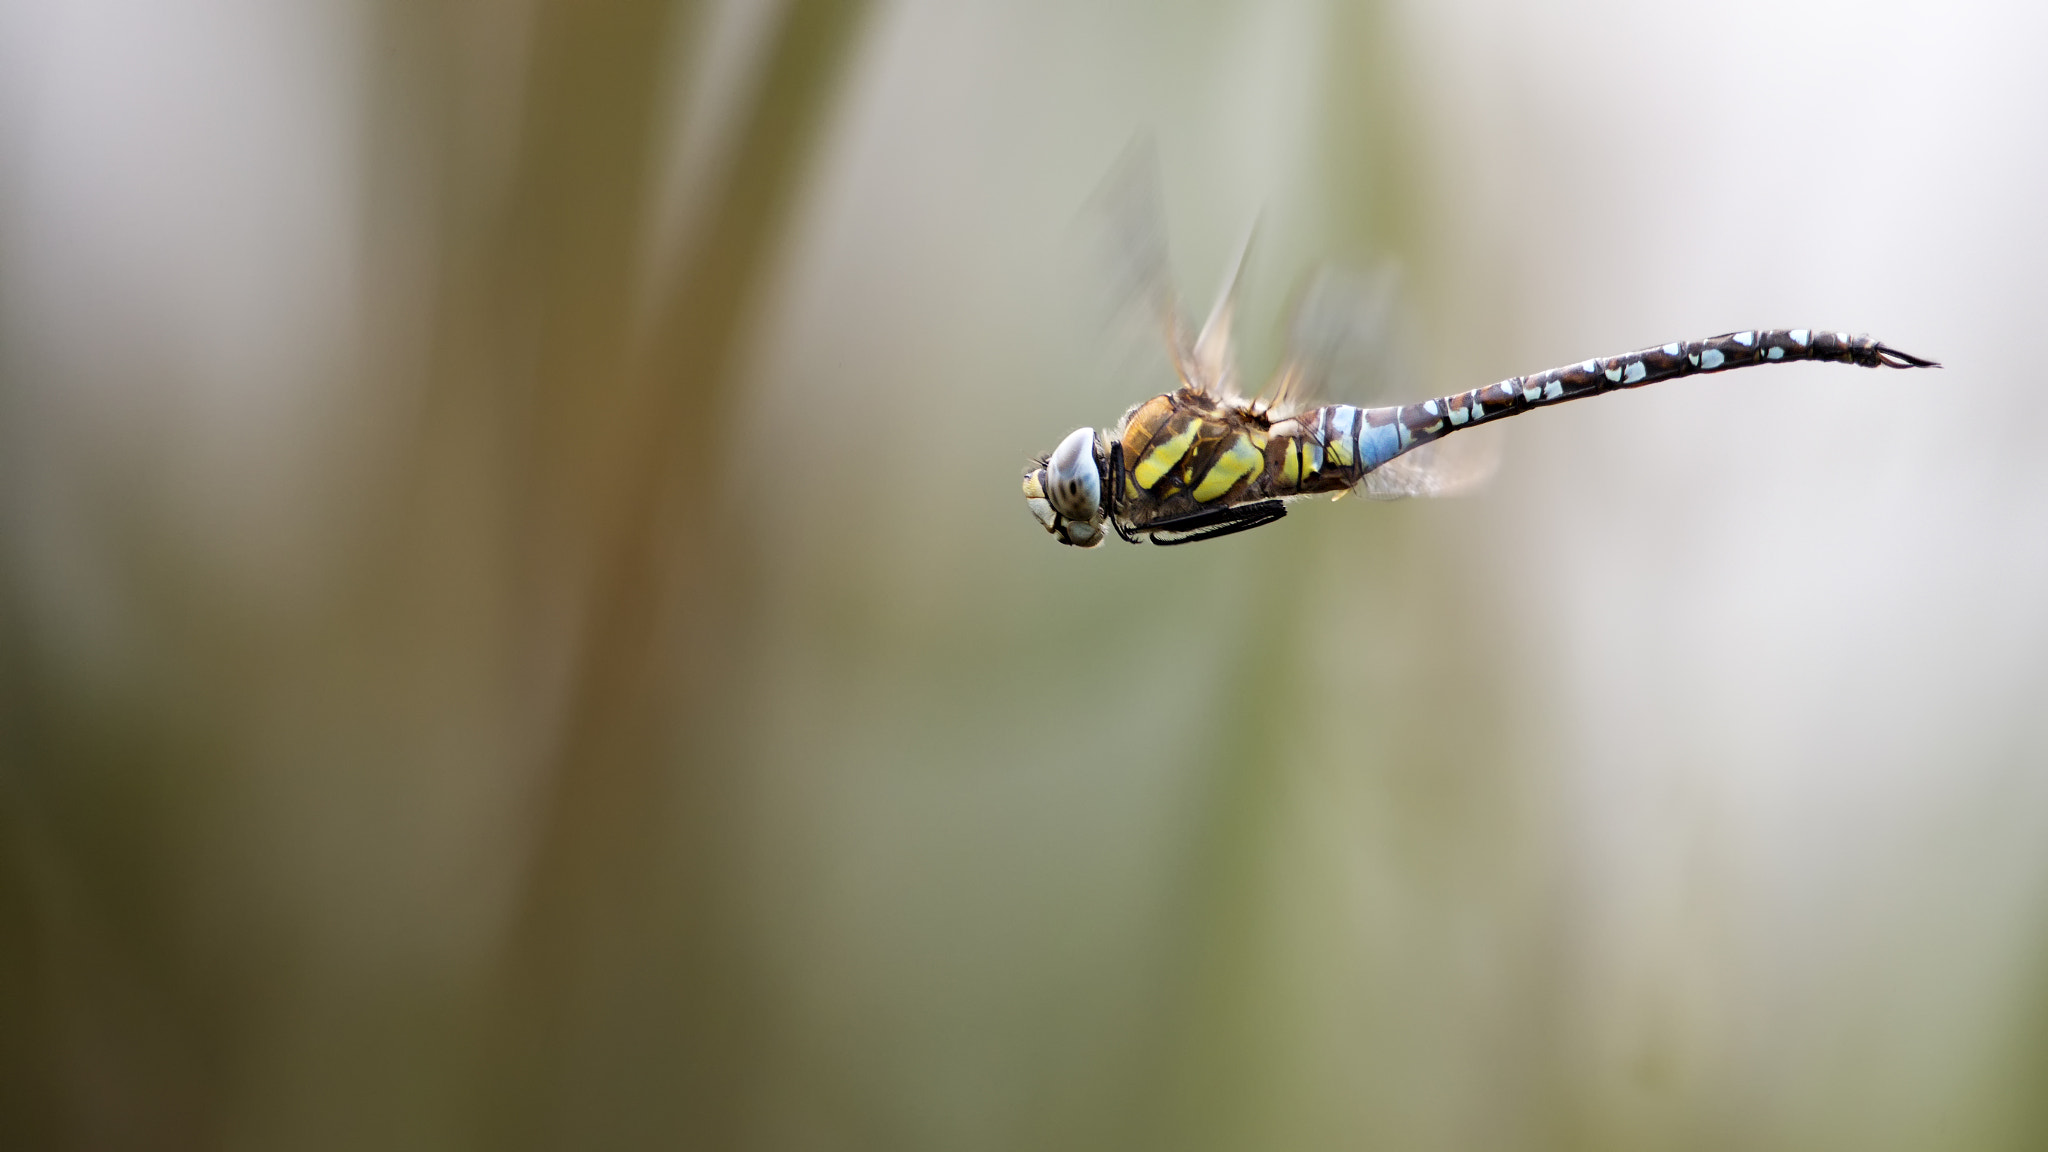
[1146,500,1288,545]
[1106,441,1141,545]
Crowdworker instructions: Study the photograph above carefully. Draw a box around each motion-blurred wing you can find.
[1082,141,1202,392]
[1261,263,1404,418]
[1272,263,1503,499]
[1359,431,1503,501]
[1189,223,1256,399]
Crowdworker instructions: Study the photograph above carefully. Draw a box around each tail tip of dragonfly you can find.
[1872,342,1940,370]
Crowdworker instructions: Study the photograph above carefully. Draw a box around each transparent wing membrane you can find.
[1082,142,1271,399]
[1260,264,1404,418]
[1190,222,1257,398]
[1080,141,1201,392]
[1273,265,1503,500]
[1359,430,1503,501]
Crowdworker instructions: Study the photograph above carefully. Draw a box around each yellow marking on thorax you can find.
[1132,420,1200,490]
[1119,395,1175,460]
[1327,435,1354,468]
[1191,434,1264,502]
[1280,439,1301,487]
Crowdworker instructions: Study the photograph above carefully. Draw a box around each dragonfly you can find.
[1022,167,1939,548]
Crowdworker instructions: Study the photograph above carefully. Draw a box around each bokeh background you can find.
[4,1,2046,1149]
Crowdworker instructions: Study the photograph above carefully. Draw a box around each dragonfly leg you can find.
[1107,440,1142,545]
[1145,500,1287,545]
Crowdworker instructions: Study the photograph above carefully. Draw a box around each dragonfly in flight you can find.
[1023,166,1938,548]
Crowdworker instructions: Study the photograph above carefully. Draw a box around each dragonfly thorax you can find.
[1023,426,1107,547]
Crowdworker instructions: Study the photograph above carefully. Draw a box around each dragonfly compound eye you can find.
[1045,427,1102,521]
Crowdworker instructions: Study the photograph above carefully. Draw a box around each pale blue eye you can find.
[1045,427,1101,520]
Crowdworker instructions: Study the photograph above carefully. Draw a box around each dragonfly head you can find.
[1023,426,1106,547]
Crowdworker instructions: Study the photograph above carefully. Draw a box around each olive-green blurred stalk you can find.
[1,2,872,1146]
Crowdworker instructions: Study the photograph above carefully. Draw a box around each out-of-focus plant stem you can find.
[380,0,873,1143]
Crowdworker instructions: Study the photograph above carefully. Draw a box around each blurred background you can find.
[3,1,2045,1149]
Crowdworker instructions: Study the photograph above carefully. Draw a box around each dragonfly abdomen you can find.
[1377,329,1937,459]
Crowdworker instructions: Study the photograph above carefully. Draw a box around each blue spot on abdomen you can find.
[1359,421,1401,469]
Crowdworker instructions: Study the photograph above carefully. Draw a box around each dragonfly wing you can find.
[1359,430,1503,501]
[1082,140,1202,392]
[1261,263,1405,417]
[1191,222,1257,399]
